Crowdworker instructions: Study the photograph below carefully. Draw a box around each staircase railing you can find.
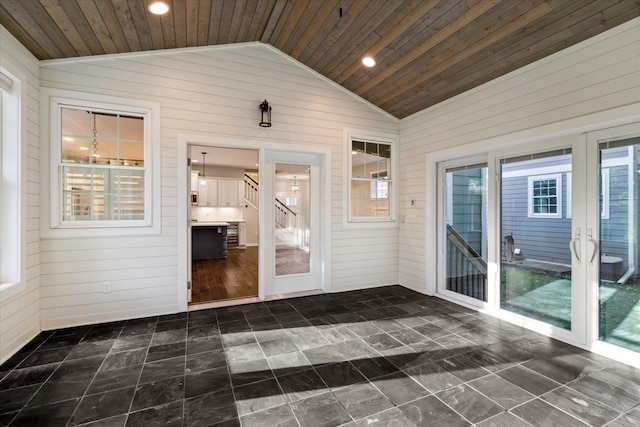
[446,224,487,301]
[275,198,296,229]
[244,174,259,207]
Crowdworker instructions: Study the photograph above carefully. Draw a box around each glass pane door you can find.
[598,137,640,352]
[500,149,574,330]
[275,163,310,276]
[443,163,488,302]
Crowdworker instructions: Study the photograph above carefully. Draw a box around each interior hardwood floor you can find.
[191,246,258,303]
[275,247,310,276]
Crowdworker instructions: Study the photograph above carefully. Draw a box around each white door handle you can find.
[587,229,598,265]
[570,228,581,264]
[570,238,581,264]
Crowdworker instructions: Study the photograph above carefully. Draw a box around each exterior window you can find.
[1,67,20,292]
[46,91,159,234]
[60,108,145,222]
[349,139,393,221]
[528,174,562,218]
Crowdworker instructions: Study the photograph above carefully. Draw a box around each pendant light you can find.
[200,152,207,184]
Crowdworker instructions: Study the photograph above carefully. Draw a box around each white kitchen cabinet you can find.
[238,222,247,247]
[198,178,218,206]
[217,179,244,207]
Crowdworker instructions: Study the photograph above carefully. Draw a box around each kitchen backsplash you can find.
[192,206,244,222]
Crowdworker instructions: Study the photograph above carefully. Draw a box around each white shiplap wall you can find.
[38,43,399,329]
[398,18,640,294]
[0,26,41,364]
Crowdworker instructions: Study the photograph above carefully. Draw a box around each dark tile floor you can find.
[1,285,639,426]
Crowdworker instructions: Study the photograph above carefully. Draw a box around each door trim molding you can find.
[177,134,332,311]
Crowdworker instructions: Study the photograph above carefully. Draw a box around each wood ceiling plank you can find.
[0,0,65,57]
[236,0,258,42]
[370,1,554,106]
[229,0,249,43]
[353,0,501,97]
[171,0,187,47]
[333,0,439,84]
[140,1,166,49]
[0,3,50,59]
[21,0,80,56]
[262,0,294,44]
[93,0,131,53]
[217,0,239,44]
[126,0,153,50]
[111,0,142,51]
[289,0,337,58]
[185,0,199,46]
[273,0,317,52]
[391,0,590,116]
[39,0,92,56]
[75,0,119,54]
[247,0,274,40]
[159,0,177,49]
[304,0,370,69]
[391,1,640,119]
[315,0,400,77]
[296,0,353,64]
[203,0,220,45]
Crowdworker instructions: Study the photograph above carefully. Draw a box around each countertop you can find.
[191,221,230,227]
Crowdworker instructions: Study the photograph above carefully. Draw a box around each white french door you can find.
[262,150,324,296]
[496,137,587,345]
[586,123,640,364]
[438,124,640,364]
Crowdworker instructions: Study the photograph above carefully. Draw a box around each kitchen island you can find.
[191,221,229,260]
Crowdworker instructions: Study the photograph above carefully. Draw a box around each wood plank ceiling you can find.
[1,0,638,119]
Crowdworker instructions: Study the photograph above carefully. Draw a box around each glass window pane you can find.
[599,138,640,353]
[501,153,572,329]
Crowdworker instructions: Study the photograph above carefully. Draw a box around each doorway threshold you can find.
[188,296,260,311]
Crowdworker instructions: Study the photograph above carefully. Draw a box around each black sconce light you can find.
[259,100,272,127]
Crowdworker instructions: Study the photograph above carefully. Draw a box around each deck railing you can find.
[446,224,488,301]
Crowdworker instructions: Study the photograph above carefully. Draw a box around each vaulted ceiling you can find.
[1,0,638,119]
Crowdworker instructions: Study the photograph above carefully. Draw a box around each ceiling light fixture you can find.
[291,176,299,192]
[200,152,207,184]
[148,1,170,15]
[259,100,272,127]
[362,56,376,67]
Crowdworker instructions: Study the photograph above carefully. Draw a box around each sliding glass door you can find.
[499,149,576,330]
[438,161,488,305]
[589,126,640,358]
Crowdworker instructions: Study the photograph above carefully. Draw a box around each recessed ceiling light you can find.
[79,146,89,151]
[148,1,170,15]
[192,159,199,163]
[362,56,376,67]
[63,136,74,141]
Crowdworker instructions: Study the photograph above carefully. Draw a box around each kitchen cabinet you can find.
[218,179,244,207]
[198,178,218,207]
[194,177,243,207]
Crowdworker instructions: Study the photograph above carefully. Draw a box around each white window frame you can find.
[0,65,25,301]
[527,173,562,218]
[566,169,609,219]
[42,89,161,238]
[344,128,398,227]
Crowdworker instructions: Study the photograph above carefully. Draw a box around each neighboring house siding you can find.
[38,43,399,329]
[0,27,41,364]
[399,18,640,294]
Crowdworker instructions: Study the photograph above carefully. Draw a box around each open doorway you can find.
[189,145,259,304]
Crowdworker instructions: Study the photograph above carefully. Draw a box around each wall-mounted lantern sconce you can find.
[259,100,272,127]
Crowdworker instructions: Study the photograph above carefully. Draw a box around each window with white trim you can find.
[1,67,20,292]
[528,174,562,218]
[49,93,158,232]
[349,137,393,221]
